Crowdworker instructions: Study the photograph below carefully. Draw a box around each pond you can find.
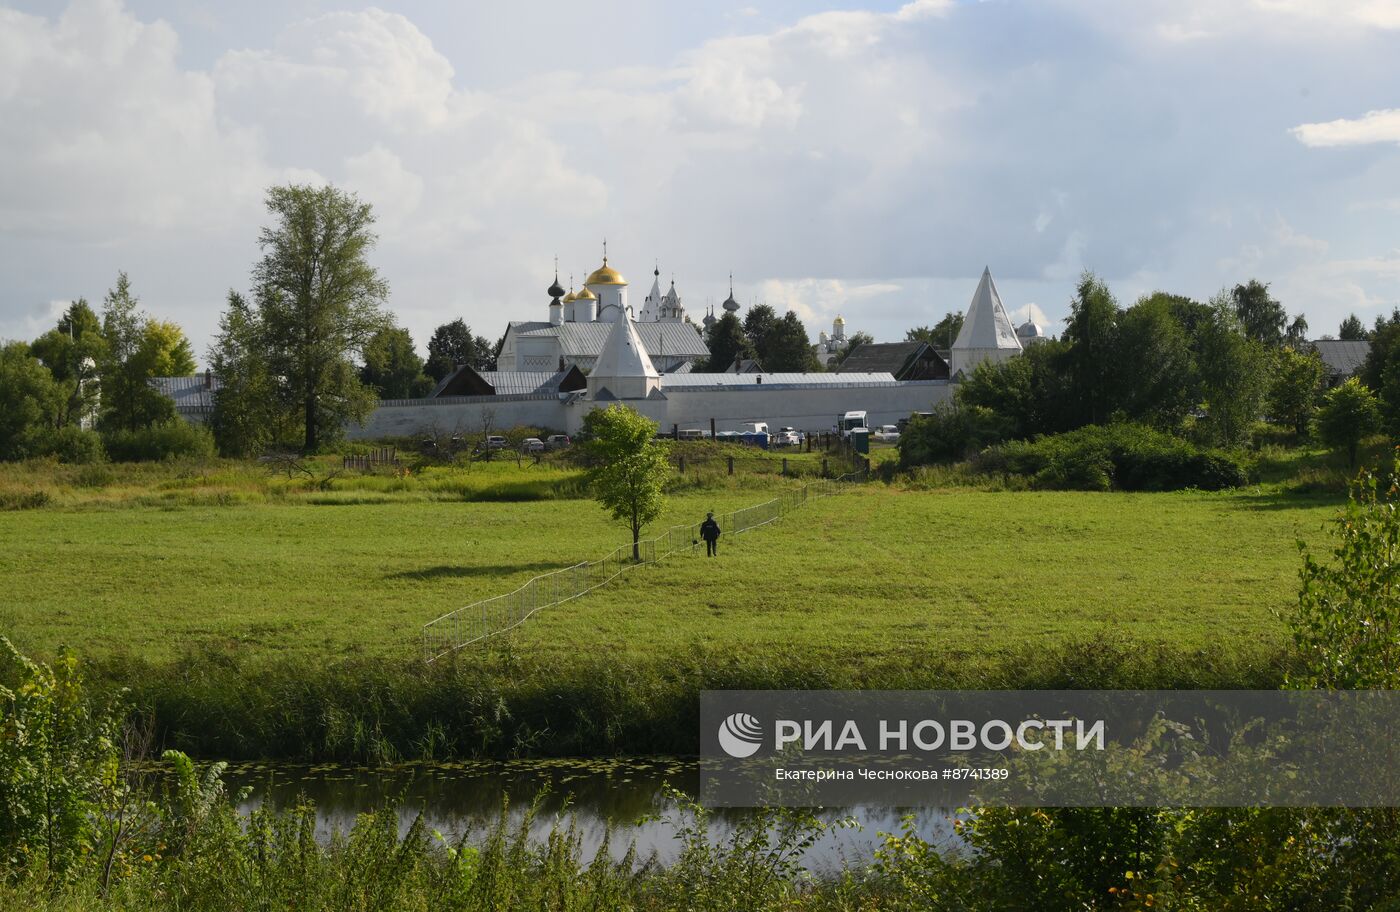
[223,758,963,871]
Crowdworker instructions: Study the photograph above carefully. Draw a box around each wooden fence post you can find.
[728,456,734,475]
[782,457,788,477]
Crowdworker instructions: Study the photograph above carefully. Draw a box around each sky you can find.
[2,0,1399,365]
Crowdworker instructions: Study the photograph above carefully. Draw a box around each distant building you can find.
[950,267,1022,379]
[1310,339,1370,388]
[496,253,709,373]
[833,341,949,381]
[815,314,850,367]
[1016,320,1048,347]
[428,364,586,398]
[149,372,220,424]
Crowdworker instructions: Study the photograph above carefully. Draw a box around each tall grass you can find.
[94,633,1291,763]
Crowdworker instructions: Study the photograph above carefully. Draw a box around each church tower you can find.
[950,267,1022,378]
[588,313,660,401]
[586,241,629,322]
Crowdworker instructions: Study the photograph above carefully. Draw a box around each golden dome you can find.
[575,286,598,300]
[833,314,846,325]
[585,259,628,286]
[562,290,578,303]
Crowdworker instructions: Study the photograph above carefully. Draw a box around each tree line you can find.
[903,272,1388,473]
[1,272,199,463]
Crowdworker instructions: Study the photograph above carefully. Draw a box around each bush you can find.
[39,426,106,464]
[897,404,1011,467]
[982,423,1249,492]
[0,490,51,511]
[103,420,216,462]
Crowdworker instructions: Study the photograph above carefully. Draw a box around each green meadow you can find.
[0,454,1344,758]
[2,464,1334,666]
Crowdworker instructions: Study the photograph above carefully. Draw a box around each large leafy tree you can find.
[1112,294,1197,429]
[1269,346,1326,436]
[742,304,779,364]
[1231,279,1288,347]
[425,318,495,380]
[907,312,964,350]
[956,338,1075,439]
[583,405,671,560]
[0,342,63,460]
[360,326,427,399]
[1062,272,1120,426]
[29,299,106,429]
[208,291,287,458]
[764,311,821,371]
[1195,295,1270,446]
[1359,308,1400,392]
[97,273,175,433]
[1339,314,1368,341]
[141,320,196,377]
[252,184,391,452]
[1313,378,1381,468]
[700,311,754,372]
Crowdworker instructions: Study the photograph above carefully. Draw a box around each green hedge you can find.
[981,423,1250,492]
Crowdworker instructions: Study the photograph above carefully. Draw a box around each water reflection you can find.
[223,758,963,870]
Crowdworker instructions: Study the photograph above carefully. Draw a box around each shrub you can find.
[39,426,106,464]
[897,404,1011,467]
[103,420,216,462]
[982,423,1249,492]
[0,490,50,511]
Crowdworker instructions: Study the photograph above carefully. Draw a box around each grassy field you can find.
[2,469,1334,666]
[0,453,1346,758]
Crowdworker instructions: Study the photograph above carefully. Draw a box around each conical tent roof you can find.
[953,267,1022,354]
[593,314,659,380]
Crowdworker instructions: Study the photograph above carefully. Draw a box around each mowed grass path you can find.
[1,485,1337,669]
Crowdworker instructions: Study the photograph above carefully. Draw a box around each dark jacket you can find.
[699,518,721,541]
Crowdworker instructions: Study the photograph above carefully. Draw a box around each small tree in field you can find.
[583,405,670,560]
[1289,454,1400,689]
[1313,378,1380,469]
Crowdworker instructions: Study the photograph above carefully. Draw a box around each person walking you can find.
[699,512,721,557]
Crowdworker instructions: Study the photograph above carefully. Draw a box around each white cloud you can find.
[1292,108,1400,147]
[1009,303,1049,327]
[3,0,1400,356]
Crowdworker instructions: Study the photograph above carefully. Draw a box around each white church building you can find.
[495,254,710,374]
[339,261,1032,440]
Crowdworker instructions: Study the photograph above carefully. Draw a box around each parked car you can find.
[520,437,546,453]
[545,434,571,450]
[873,424,901,442]
[677,428,707,441]
[772,428,802,447]
[485,435,508,450]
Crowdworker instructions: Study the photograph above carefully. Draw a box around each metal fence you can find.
[421,469,867,660]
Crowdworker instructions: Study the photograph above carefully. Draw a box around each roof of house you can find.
[150,375,220,411]
[509,320,709,358]
[833,341,947,378]
[953,267,1022,353]
[431,365,586,398]
[659,371,900,389]
[1311,339,1370,377]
